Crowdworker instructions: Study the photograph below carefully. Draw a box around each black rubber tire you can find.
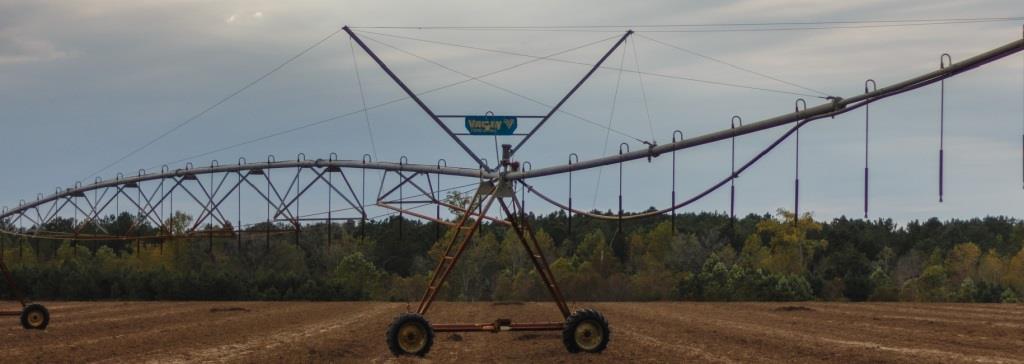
[386,313,434,357]
[20,303,49,330]
[562,308,610,354]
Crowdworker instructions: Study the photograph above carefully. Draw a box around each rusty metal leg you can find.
[416,183,499,315]
[0,259,27,308]
[499,197,571,319]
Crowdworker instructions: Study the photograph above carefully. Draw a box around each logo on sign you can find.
[464,116,518,135]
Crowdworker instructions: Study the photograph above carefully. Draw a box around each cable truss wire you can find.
[145,34,623,171]
[631,37,656,142]
[357,32,649,144]
[636,33,830,97]
[353,30,824,98]
[591,45,628,209]
[350,38,379,160]
[82,26,348,181]
[351,17,1024,32]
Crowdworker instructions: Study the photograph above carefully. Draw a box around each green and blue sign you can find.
[464,115,518,135]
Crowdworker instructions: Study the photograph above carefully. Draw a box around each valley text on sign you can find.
[464,115,518,135]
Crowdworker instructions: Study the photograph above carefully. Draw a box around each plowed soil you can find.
[2,301,1022,363]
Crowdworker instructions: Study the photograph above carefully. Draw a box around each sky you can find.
[1,0,1023,224]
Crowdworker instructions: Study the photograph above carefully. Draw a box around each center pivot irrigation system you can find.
[1,24,1023,356]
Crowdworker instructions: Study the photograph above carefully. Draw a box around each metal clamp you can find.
[162,165,171,173]
[185,162,194,170]
[619,142,630,155]
[940,53,952,69]
[865,79,877,94]
[267,155,276,164]
[672,130,684,143]
[795,98,807,113]
[568,153,578,165]
[362,154,372,164]
[237,158,246,166]
[329,152,339,161]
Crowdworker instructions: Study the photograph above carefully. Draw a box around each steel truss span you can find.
[0,158,486,241]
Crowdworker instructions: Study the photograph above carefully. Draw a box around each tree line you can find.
[1,204,1023,303]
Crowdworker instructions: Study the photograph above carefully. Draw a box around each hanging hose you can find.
[730,116,742,244]
[940,53,952,203]
[567,153,578,240]
[864,79,876,218]
[671,130,683,232]
[794,99,806,224]
[525,96,877,221]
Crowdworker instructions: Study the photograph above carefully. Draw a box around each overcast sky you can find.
[1,0,1023,223]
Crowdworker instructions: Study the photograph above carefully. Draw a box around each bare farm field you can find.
[1,301,1023,363]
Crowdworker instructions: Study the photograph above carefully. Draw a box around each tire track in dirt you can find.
[146,303,399,363]
[723,303,1024,358]
[650,303,1023,364]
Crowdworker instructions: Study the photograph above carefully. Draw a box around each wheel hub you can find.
[27,311,44,327]
[398,322,427,353]
[574,320,603,351]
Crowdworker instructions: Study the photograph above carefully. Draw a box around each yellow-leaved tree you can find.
[758,210,827,276]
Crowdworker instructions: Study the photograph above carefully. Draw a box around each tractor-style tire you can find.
[386,313,434,357]
[20,303,49,330]
[562,308,610,353]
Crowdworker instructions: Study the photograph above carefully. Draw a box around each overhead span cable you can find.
[355,30,824,98]
[351,17,1024,32]
[145,33,623,171]
[357,33,648,144]
[82,26,348,181]
[637,33,829,97]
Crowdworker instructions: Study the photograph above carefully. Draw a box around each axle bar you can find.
[432,321,564,333]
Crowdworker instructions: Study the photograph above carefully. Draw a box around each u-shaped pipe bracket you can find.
[864,79,877,94]
[940,53,952,69]
[672,130,684,143]
[568,153,579,165]
[619,142,630,155]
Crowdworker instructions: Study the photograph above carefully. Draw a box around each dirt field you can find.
[1,301,1023,363]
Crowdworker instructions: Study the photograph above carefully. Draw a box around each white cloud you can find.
[0,34,71,64]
